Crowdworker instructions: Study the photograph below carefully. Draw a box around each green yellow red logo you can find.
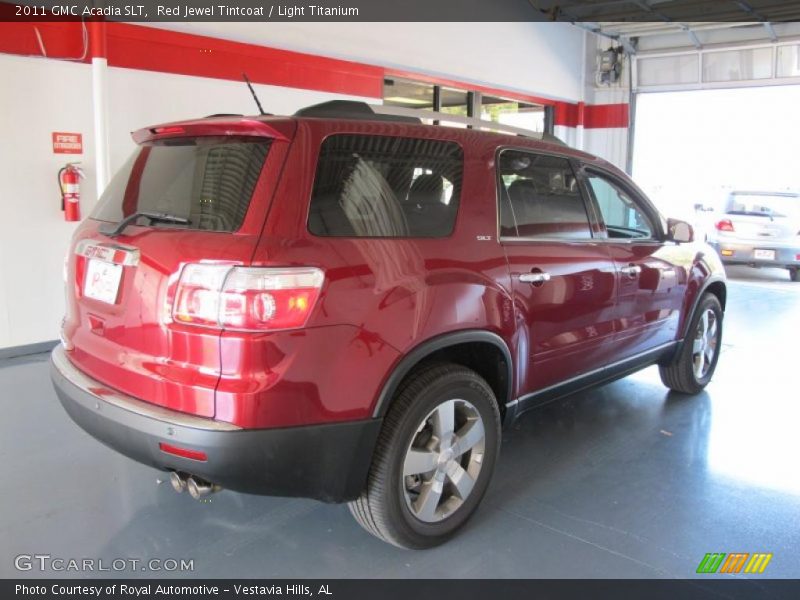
[696,553,772,574]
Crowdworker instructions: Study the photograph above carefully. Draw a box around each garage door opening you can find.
[631,85,800,226]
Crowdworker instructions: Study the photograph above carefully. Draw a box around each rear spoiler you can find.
[132,118,290,144]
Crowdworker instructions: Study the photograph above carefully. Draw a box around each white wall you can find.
[583,86,630,170]
[0,56,95,349]
[145,22,587,103]
[584,36,631,170]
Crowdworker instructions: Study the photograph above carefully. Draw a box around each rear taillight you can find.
[173,264,324,332]
[715,219,735,232]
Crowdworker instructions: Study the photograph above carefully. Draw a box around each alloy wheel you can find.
[692,308,719,379]
[401,399,486,523]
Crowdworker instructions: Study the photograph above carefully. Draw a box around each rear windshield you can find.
[308,134,462,238]
[91,137,271,232]
[725,193,800,219]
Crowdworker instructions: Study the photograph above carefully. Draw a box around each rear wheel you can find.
[349,363,501,549]
[659,294,723,394]
[790,268,800,282]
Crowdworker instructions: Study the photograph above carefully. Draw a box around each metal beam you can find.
[763,22,778,42]
[680,24,703,49]
[572,21,637,55]
[734,1,779,41]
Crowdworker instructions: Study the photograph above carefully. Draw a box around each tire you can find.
[348,363,501,549]
[790,268,800,282]
[659,293,723,395]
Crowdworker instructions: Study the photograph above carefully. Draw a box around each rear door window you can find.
[498,150,593,240]
[91,137,271,232]
[308,135,462,238]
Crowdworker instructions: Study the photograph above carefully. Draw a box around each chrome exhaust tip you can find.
[170,471,188,493]
[186,476,220,500]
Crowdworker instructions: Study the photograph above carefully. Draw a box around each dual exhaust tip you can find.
[170,471,220,500]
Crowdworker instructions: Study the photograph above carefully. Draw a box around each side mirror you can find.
[667,218,694,243]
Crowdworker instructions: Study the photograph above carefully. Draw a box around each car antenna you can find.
[242,72,266,116]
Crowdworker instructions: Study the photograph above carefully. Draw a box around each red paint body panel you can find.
[62,122,294,420]
[60,113,723,433]
[604,242,687,359]
[503,241,618,392]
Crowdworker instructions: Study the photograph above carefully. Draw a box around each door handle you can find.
[519,272,551,284]
[620,264,642,278]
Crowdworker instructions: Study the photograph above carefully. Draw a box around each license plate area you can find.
[753,249,776,260]
[83,259,123,304]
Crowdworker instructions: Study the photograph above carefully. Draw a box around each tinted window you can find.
[498,151,592,239]
[308,135,462,237]
[585,173,654,239]
[92,137,270,232]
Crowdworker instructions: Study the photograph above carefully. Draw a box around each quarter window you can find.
[585,173,654,239]
[308,135,462,238]
[498,151,592,240]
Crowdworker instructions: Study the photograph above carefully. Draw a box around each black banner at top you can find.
[3,0,800,22]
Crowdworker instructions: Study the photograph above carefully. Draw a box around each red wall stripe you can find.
[584,103,629,129]
[0,21,383,98]
[0,21,630,128]
[0,21,89,61]
[104,23,384,98]
[554,101,581,127]
[89,20,107,59]
[555,101,629,129]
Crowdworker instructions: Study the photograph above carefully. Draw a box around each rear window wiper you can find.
[99,211,191,237]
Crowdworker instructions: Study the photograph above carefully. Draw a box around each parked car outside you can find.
[707,190,800,281]
[50,101,727,548]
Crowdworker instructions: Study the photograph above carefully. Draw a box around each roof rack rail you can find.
[294,101,420,124]
[373,105,562,143]
[293,100,563,144]
[205,113,244,118]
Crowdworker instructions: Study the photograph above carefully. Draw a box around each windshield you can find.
[91,136,271,232]
[725,193,800,219]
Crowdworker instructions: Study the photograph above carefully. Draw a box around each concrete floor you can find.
[1,265,799,579]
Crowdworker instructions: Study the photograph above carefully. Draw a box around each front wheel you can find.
[659,293,723,394]
[349,363,501,549]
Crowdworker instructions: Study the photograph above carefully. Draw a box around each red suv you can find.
[51,101,726,549]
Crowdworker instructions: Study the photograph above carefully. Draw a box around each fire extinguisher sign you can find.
[52,132,83,154]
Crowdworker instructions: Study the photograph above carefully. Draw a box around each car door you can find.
[579,166,685,359]
[498,149,618,395]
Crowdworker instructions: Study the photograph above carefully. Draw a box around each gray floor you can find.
[1,265,799,579]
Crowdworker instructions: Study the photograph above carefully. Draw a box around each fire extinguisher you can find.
[58,163,84,222]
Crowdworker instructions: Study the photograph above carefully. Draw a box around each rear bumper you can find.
[709,241,800,268]
[50,346,381,502]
